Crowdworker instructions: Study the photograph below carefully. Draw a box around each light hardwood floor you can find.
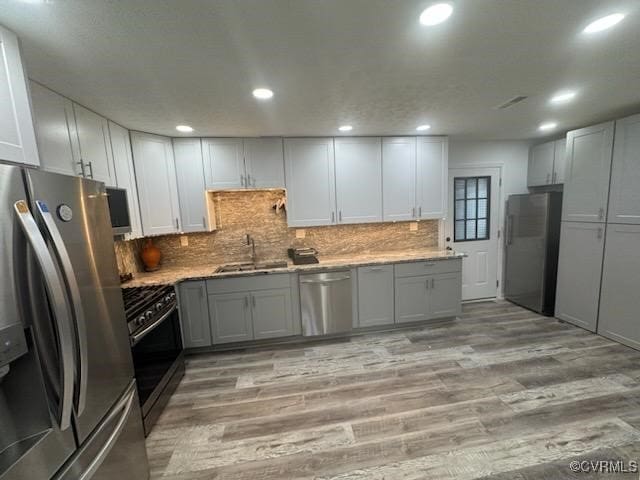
[147,301,640,479]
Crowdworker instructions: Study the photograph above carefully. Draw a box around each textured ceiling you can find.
[1,0,640,139]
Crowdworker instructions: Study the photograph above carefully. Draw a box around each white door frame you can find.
[441,164,504,300]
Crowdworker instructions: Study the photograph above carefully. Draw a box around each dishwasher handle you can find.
[300,276,350,284]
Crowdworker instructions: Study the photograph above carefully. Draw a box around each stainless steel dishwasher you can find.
[299,270,353,336]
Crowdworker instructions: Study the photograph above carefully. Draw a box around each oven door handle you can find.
[131,304,176,347]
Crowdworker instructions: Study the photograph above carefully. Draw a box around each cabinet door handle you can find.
[426,280,429,290]
[175,218,179,230]
[546,172,550,184]
[597,227,603,240]
[368,267,384,272]
[77,160,86,177]
[240,174,245,187]
[431,278,435,289]
[552,171,557,184]
[412,207,416,218]
[86,161,94,179]
[339,211,343,222]
[418,206,422,217]
[202,216,206,227]
[598,208,605,221]
[252,295,256,308]
[244,296,249,308]
[331,211,335,223]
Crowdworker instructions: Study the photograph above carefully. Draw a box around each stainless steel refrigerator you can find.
[504,192,563,316]
[0,165,149,479]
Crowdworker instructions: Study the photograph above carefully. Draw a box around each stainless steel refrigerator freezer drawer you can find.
[300,270,353,336]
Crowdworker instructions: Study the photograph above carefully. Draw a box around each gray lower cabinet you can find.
[430,272,463,318]
[178,281,212,348]
[357,265,394,327]
[209,291,254,344]
[597,224,640,350]
[251,288,294,340]
[395,275,430,324]
[555,221,605,332]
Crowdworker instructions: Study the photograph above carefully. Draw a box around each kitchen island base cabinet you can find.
[430,272,463,318]
[357,265,395,327]
[597,224,640,350]
[178,281,212,348]
[555,222,605,332]
[209,292,254,344]
[395,276,431,324]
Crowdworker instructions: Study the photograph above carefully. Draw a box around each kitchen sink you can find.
[215,260,288,273]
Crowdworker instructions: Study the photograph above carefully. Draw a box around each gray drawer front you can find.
[394,259,461,278]
[206,273,291,294]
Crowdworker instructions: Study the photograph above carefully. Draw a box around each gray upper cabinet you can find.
[417,136,448,219]
[527,138,567,187]
[555,221,605,332]
[553,138,567,184]
[284,138,336,227]
[251,288,294,340]
[131,132,182,236]
[608,113,640,225]
[395,275,430,324]
[0,26,39,166]
[334,137,383,224]
[73,104,116,186]
[527,141,555,187]
[173,138,211,233]
[30,82,80,176]
[243,137,285,188]
[202,138,245,189]
[108,121,143,239]
[357,265,394,327]
[562,121,614,223]
[179,281,212,348]
[598,224,640,350]
[209,291,253,344]
[382,137,417,222]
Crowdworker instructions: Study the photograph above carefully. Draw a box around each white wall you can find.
[447,140,531,298]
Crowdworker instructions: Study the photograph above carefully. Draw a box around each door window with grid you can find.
[454,176,490,242]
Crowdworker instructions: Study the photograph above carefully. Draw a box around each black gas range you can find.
[121,284,184,435]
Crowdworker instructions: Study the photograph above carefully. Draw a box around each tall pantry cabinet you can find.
[555,114,640,350]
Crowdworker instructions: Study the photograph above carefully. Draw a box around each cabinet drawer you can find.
[206,273,291,294]
[394,259,461,278]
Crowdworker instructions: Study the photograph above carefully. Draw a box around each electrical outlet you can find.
[409,222,418,232]
[180,235,189,247]
[296,229,306,239]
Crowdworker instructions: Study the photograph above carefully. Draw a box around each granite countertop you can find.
[122,249,466,288]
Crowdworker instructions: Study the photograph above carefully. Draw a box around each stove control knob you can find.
[170,292,176,300]
[156,302,164,311]
[165,295,172,302]
[136,315,146,326]
[146,310,154,320]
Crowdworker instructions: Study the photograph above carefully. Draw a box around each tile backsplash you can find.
[114,190,439,274]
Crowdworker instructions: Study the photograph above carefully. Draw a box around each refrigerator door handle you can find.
[76,383,137,480]
[14,200,75,431]
[506,214,514,245]
[35,200,89,416]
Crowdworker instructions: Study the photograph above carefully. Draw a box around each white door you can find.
[30,82,81,176]
[334,137,382,224]
[445,167,500,300]
[0,26,39,166]
[243,137,285,188]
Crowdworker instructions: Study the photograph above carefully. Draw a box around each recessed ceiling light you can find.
[550,91,577,104]
[252,88,274,99]
[583,13,625,33]
[419,3,453,26]
[539,122,557,131]
[175,125,193,133]
[338,125,353,132]
[416,124,431,131]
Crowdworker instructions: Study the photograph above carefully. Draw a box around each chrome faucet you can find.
[245,234,257,264]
